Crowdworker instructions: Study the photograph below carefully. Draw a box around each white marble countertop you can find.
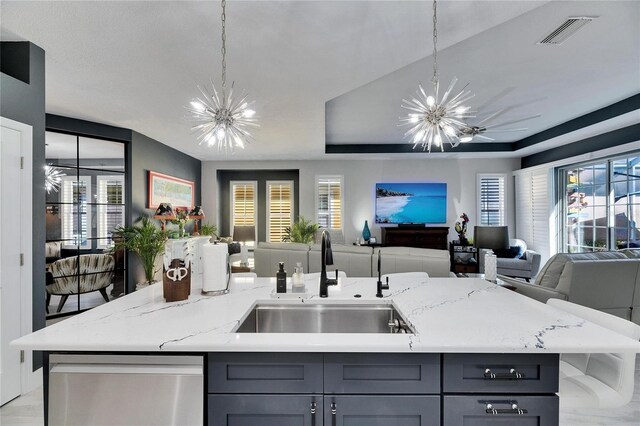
[13,275,640,353]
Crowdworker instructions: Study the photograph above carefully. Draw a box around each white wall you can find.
[202,158,520,244]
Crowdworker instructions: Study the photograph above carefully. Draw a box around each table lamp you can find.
[153,203,175,231]
[233,225,255,266]
[189,206,205,235]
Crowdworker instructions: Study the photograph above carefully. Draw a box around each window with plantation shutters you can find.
[477,174,506,226]
[97,175,125,249]
[316,175,343,230]
[61,176,92,249]
[267,181,294,243]
[231,181,257,238]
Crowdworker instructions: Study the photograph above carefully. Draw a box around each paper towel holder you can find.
[201,250,231,296]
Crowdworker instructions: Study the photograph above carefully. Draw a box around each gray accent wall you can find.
[0,42,46,370]
[129,131,201,288]
[217,170,300,241]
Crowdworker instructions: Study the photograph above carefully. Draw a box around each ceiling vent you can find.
[538,17,595,45]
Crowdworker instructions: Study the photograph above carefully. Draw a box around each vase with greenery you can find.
[282,216,320,244]
[169,207,192,237]
[112,216,168,286]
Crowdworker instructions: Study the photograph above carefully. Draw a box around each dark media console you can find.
[381,226,449,250]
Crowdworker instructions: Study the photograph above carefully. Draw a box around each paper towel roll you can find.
[202,243,229,294]
[485,252,497,283]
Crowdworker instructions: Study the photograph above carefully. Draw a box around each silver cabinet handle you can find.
[310,401,317,426]
[484,368,524,379]
[331,402,337,426]
[485,402,528,415]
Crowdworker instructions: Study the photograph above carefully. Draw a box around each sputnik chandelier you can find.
[188,0,257,152]
[400,0,475,152]
[44,164,64,194]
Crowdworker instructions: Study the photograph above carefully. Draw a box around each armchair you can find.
[496,239,541,282]
[46,253,114,313]
[499,251,640,324]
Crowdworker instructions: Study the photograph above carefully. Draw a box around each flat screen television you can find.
[375,182,447,224]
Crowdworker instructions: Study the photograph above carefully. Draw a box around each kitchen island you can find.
[13,275,640,425]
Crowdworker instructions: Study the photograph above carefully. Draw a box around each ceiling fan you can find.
[458,88,544,142]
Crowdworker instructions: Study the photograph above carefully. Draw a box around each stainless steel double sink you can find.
[235,302,415,334]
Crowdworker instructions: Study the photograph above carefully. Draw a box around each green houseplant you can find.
[282,216,320,244]
[112,216,168,286]
[199,223,218,238]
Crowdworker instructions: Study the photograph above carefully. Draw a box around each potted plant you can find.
[199,223,218,238]
[282,216,320,244]
[112,216,168,288]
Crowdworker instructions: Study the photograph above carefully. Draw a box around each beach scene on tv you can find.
[375,182,447,224]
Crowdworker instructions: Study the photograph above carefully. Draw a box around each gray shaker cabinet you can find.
[207,353,559,426]
[209,395,323,426]
[324,395,440,426]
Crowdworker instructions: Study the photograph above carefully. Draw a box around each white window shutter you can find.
[267,181,293,243]
[316,176,343,230]
[477,174,506,226]
[231,181,257,234]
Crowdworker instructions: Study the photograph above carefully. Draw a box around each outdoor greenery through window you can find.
[561,154,640,252]
[316,175,343,230]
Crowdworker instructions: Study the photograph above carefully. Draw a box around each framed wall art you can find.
[148,171,194,209]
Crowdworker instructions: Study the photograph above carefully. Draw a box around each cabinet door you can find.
[324,395,439,426]
[208,353,323,394]
[325,353,440,394]
[443,395,559,426]
[209,395,323,426]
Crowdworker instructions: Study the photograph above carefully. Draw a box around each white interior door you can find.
[0,124,23,405]
[0,118,33,405]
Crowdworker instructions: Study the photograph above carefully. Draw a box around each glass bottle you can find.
[292,262,305,292]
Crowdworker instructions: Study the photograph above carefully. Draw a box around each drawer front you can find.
[324,395,439,426]
[324,353,440,394]
[443,353,558,393]
[208,353,323,394]
[209,395,323,426]
[443,395,559,426]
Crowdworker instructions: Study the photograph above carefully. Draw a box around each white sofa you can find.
[254,242,450,278]
[254,242,310,278]
[374,246,451,277]
[308,244,373,277]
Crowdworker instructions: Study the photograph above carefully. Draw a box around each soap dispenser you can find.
[276,262,287,293]
[292,262,305,293]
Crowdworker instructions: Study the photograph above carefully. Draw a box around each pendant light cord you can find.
[432,0,438,90]
[221,0,227,98]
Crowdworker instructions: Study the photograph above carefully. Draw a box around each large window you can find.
[231,181,257,241]
[316,175,343,230]
[61,176,92,249]
[477,174,506,226]
[267,181,294,243]
[97,175,125,249]
[560,154,640,252]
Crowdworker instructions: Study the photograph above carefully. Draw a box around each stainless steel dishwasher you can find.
[48,354,203,426]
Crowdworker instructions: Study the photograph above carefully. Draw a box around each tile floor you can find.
[2,358,639,425]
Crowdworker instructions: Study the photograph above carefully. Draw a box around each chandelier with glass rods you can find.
[44,164,64,194]
[187,0,257,152]
[399,0,475,152]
